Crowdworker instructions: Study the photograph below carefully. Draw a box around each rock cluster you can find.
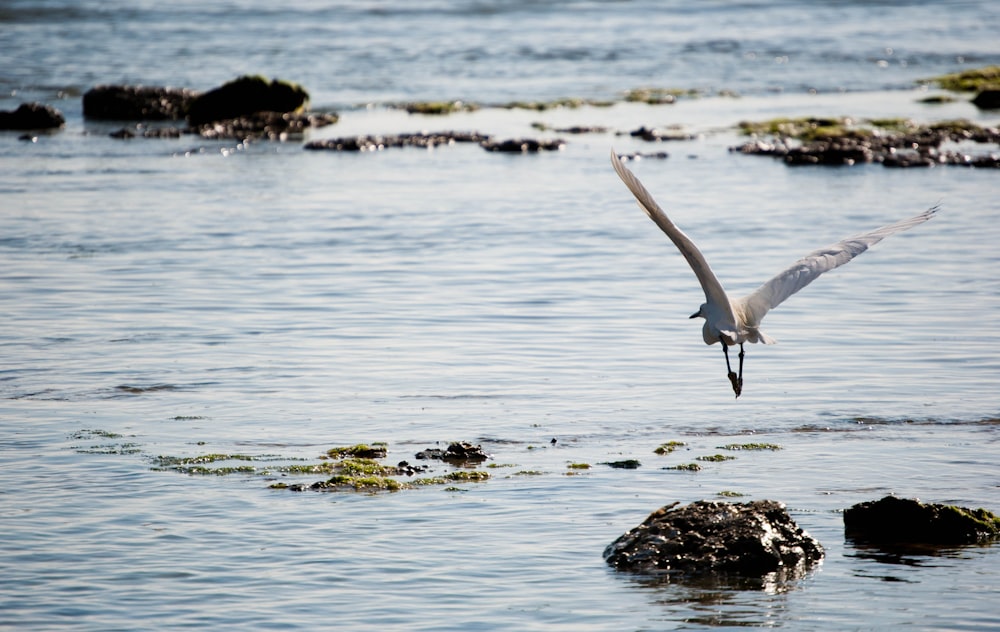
[604,500,824,581]
[82,75,336,140]
[731,123,1000,168]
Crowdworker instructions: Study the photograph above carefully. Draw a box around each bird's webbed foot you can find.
[727,370,742,398]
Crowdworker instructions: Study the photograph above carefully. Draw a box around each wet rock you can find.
[731,121,1000,169]
[971,89,1000,110]
[109,125,184,139]
[628,126,695,142]
[615,151,670,161]
[603,459,642,469]
[193,111,337,140]
[844,496,1000,545]
[604,500,824,580]
[83,85,197,120]
[481,138,565,153]
[414,441,490,463]
[187,75,309,126]
[305,131,490,152]
[0,102,65,130]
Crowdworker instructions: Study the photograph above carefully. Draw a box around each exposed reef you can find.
[84,75,337,140]
[731,117,1000,168]
[604,500,824,583]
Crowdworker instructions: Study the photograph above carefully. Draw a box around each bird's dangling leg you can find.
[736,343,745,398]
[721,337,741,398]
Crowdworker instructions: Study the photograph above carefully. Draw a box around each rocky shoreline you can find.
[4,67,999,166]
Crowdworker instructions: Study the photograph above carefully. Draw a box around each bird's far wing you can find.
[611,151,734,318]
[737,206,938,326]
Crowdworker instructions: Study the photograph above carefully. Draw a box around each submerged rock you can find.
[0,102,65,130]
[604,500,824,581]
[83,85,197,120]
[305,131,490,151]
[972,89,1000,110]
[844,496,1000,545]
[481,138,565,153]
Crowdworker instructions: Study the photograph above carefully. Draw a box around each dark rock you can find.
[603,459,642,469]
[844,496,1000,545]
[187,75,309,126]
[0,102,65,130]
[83,85,196,120]
[414,441,490,464]
[193,111,337,141]
[972,89,1000,109]
[604,500,824,580]
[305,131,490,152]
[628,126,695,142]
[481,138,565,153]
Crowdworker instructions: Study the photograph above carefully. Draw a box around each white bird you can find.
[610,150,937,398]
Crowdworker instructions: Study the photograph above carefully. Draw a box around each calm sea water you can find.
[2,1,999,630]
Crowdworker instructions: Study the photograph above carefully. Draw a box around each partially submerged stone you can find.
[844,496,1000,545]
[304,131,490,152]
[604,500,824,581]
[187,75,308,126]
[481,138,565,153]
[83,85,196,120]
[415,441,490,464]
[0,102,65,130]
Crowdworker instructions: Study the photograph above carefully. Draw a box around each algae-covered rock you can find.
[605,500,823,581]
[187,75,309,126]
[844,496,1000,545]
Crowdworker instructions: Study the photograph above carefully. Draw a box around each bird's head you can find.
[689,304,706,319]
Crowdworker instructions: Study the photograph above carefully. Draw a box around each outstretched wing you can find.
[736,206,938,326]
[610,151,734,322]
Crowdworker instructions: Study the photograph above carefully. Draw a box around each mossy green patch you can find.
[325,443,388,459]
[402,100,479,115]
[717,490,745,498]
[445,470,489,482]
[624,87,695,104]
[654,441,686,455]
[320,475,405,492]
[718,443,783,451]
[696,454,737,462]
[566,463,591,470]
[922,65,1000,92]
[513,470,545,476]
[737,116,854,141]
[337,458,397,477]
[664,463,702,472]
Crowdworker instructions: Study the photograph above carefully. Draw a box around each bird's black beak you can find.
[689,311,700,319]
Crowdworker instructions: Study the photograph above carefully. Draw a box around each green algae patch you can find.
[921,65,1000,92]
[567,462,591,470]
[401,100,479,115]
[624,87,696,104]
[664,463,702,472]
[718,443,783,452]
[718,490,745,498]
[325,443,388,459]
[654,441,687,455]
[499,97,613,111]
[513,470,545,476]
[446,470,489,482]
[738,116,857,142]
[337,458,397,477]
[318,475,405,492]
[696,454,737,463]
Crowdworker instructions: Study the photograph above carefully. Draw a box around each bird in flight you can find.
[610,150,937,398]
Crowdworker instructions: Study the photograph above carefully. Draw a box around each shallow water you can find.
[3,1,1000,629]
